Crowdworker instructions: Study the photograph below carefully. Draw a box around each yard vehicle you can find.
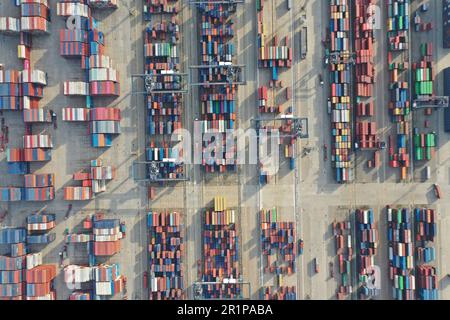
[314,258,319,274]
[434,184,442,199]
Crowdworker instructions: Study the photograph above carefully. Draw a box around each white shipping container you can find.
[20,0,48,6]
[90,55,112,68]
[56,3,90,18]
[64,81,89,96]
[90,166,114,180]
[93,226,120,236]
[92,179,107,193]
[64,265,92,285]
[22,96,31,110]
[95,281,112,296]
[20,16,49,33]
[23,134,53,149]
[62,108,89,121]
[0,17,20,33]
[26,253,42,270]
[94,233,122,242]
[89,68,119,82]
[27,221,56,231]
[90,120,121,134]
[20,69,47,86]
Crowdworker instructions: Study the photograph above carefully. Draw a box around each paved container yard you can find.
[1,0,450,301]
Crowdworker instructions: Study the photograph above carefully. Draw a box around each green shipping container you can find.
[426,147,432,160]
[399,276,404,290]
[415,147,423,161]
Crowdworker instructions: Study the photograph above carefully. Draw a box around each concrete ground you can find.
[1,0,450,301]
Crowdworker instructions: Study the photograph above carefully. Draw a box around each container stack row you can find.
[64,159,115,200]
[261,286,296,300]
[386,0,411,181]
[58,0,121,148]
[144,4,185,181]
[354,0,376,150]
[64,264,125,299]
[0,224,57,300]
[62,106,121,147]
[387,207,415,300]
[0,68,46,112]
[0,172,55,202]
[144,21,181,135]
[143,0,178,20]
[89,0,118,8]
[258,121,297,184]
[355,208,380,299]
[258,86,280,114]
[333,220,353,299]
[329,0,353,183]
[65,213,124,261]
[257,0,292,84]
[413,130,436,161]
[146,140,184,180]
[0,0,51,34]
[414,208,438,300]
[147,211,184,300]
[413,43,434,98]
[444,68,450,132]
[196,3,238,173]
[260,208,296,276]
[443,0,450,48]
[25,211,56,245]
[202,197,241,299]
[26,213,55,232]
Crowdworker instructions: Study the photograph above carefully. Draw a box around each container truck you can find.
[300,27,307,59]
[433,184,442,199]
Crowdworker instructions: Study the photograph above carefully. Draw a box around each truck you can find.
[287,0,291,10]
[425,166,431,180]
[433,184,442,199]
[314,258,319,273]
[300,27,307,59]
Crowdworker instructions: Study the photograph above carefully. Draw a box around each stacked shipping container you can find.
[386,0,411,181]
[196,2,238,173]
[202,197,241,299]
[64,159,115,200]
[144,4,185,181]
[413,130,436,161]
[355,208,380,299]
[413,43,434,98]
[147,211,184,300]
[354,0,376,149]
[329,0,353,182]
[414,208,438,300]
[387,207,415,300]
[144,0,178,20]
[260,208,296,275]
[257,0,292,85]
[333,220,353,299]
[0,224,56,300]
[444,0,450,48]
[64,264,125,299]
[261,286,296,300]
[58,1,121,148]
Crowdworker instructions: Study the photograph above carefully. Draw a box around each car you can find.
[314,258,319,273]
